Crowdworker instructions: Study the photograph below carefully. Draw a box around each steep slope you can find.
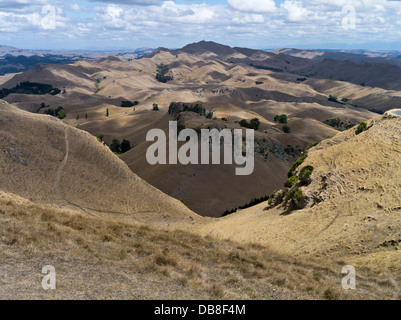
[0,100,197,224]
[200,112,401,266]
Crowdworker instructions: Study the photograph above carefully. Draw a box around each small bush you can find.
[289,188,303,205]
[153,103,159,111]
[285,176,297,188]
[283,125,291,133]
[308,142,319,150]
[299,165,314,185]
[328,95,338,102]
[355,122,367,135]
[288,155,307,178]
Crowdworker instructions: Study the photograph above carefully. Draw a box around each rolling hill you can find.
[1,42,401,299]
[0,41,399,216]
[0,100,196,225]
[1,100,400,299]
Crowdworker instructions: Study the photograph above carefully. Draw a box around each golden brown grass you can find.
[1,194,399,300]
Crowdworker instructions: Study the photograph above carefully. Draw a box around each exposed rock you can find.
[4,147,27,166]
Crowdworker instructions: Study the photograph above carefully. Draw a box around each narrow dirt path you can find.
[55,125,159,218]
[55,126,95,216]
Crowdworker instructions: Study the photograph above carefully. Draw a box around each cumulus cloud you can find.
[281,0,311,22]
[0,0,401,49]
[227,0,276,13]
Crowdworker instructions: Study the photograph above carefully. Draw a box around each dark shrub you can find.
[299,165,314,185]
[120,139,131,153]
[355,122,367,135]
[288,155,307,178]
[274,114,288,124]
[283,125,291,133]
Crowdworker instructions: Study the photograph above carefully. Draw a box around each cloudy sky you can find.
[0,0,401,50]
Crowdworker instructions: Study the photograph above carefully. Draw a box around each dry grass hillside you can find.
[1,41,399,216]
[199,112,401,290]
[1,88,401,299]
[0,101,196,225]
[2,190,399,300]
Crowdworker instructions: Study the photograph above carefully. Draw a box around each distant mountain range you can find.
[0,45,154,74]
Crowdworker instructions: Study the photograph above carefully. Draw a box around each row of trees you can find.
[0,81,61,99]
[121,100,139,108]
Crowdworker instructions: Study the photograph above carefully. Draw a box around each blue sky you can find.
[0,0,401,51]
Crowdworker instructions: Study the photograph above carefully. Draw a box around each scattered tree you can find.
[328,95,339,102]
[274,114,288,124]
[155,63,173,83]
[239,118,260,130]
[153,103,159,111]
[108,138,132,154]
[283,125,291,133]
[120,139,132,153]
[57,108,66,119]
[110,139,121,153]
[45,106,66,119]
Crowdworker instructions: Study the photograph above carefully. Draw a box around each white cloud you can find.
[281,0,311,22]
[227,0,276,13]
[69,3,89,12]
[0,0,401,50]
